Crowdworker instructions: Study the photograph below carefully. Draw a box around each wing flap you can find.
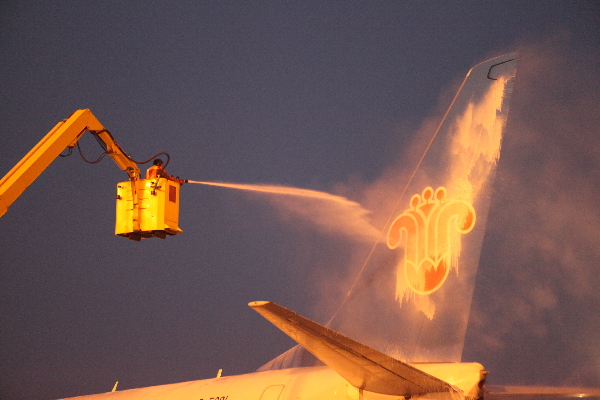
[249,301,454,396]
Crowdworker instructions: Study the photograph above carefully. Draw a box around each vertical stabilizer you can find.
[328,54,518,363]
[257,54,518,370]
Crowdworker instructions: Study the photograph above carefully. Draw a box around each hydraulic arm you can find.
[0,109,182,240]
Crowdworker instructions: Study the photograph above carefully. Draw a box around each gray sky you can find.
[1,2,599,399]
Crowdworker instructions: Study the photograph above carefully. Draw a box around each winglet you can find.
[249,301,454,396]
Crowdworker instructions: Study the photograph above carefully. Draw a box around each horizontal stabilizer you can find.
[249,301,454,396]
[485,385,600,398]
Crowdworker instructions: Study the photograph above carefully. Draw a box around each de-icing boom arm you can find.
[0,109,140,217]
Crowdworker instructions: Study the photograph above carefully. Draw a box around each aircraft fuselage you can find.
[62,363,486,400]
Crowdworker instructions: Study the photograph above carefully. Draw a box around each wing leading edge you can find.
[249,301,455,396]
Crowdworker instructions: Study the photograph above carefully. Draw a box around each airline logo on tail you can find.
[387,186,476,295]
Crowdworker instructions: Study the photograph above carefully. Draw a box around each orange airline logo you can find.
[387,187,476,295]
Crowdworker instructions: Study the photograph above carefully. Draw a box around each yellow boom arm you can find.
[0,109,139,216]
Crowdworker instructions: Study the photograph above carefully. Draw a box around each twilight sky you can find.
[1,2,599,400]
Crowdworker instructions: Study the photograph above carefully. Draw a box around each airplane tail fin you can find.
[258,54,520,370]
[323,53,519,363]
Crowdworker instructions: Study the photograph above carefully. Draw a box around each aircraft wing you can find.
[249,301,455,396]
[485,385,600,398]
